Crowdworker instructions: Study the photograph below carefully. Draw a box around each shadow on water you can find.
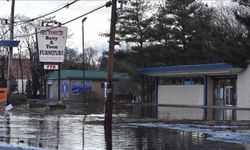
[112,126,249,150]
[0,103,249,149]
[104,127,112,150]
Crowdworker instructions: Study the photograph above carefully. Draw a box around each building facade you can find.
[46,70,128,102]
[139,63,250,121]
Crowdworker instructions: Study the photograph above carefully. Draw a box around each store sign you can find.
[37,26,68,62]
[44,64,58,70]
[71,81,92,94]
[0,40,20,47]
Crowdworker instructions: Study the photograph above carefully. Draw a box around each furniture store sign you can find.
[37,26,68,62]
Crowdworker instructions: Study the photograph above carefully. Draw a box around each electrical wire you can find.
[57,1,88,23]
[0,30,9,40]
[14,1,112,39]
[0,0,79,39]
[62,1,111,26]
[15,0,80,24]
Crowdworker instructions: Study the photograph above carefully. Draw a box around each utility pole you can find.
[105,0,117,148]
[82,17,87,107]
[6,0,15,109]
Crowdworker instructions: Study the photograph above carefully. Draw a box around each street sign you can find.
[37,26,68,62]
[0,40,20,47]
[44,64,59,70]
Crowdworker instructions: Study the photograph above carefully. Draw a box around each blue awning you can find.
[138,63,243,77]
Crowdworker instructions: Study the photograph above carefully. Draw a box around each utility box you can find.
[0,88,7,103]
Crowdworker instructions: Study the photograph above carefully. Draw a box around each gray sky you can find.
[0,0,111,53]
[0,0,232,53]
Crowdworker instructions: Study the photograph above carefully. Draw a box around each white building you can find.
[139,63,250,120]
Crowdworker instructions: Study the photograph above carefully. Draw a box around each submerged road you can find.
[0,104,250,149]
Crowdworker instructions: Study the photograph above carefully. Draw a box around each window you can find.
[159,77,204,85]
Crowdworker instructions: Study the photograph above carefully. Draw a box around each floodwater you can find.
[0,105,249,150]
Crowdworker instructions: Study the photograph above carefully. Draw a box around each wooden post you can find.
[105,0,117,148]
[58,63,61,103]
[82,17,87,107]
[6,0,15,106]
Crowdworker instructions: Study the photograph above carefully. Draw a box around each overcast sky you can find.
[0,0,232,54]
[0,0,112,53]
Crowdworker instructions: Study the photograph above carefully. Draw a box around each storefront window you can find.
[159,77,204,85]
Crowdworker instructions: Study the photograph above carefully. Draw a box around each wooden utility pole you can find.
[105,0,117,148]
[82,17,87,107]
[6,0,15,106]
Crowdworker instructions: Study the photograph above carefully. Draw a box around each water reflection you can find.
[0,113,248,150]
[0,114,86,150]
[112,126,247,150]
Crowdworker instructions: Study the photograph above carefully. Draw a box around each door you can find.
[48,85,53,99]
[213,78,237,121]
[224,86,233,120]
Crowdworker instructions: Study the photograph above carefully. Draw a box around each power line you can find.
[14,1,112,39]
[57,1,90,23]
[15,0,80,24]
[0,30,9,40]
[62,1,111,25]
[0,0,79,39]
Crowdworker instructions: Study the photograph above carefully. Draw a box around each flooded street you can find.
[0,105,249,150]
[1,0,250,148]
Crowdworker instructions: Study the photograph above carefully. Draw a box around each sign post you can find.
[37,26,67,104]
[0,40,20,111]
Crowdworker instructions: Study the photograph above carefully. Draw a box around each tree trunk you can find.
[18,48,24,93]
[0,54,6,86]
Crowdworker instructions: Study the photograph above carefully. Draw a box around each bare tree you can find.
[62,47,81,69]
[15,15,46,97]
[0,18,10,87]
[84,47,99,69]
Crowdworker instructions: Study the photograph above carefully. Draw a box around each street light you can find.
[82,17,87,107]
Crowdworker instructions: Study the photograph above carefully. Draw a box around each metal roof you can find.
[138,63,244,77]
[47,70,128,80]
